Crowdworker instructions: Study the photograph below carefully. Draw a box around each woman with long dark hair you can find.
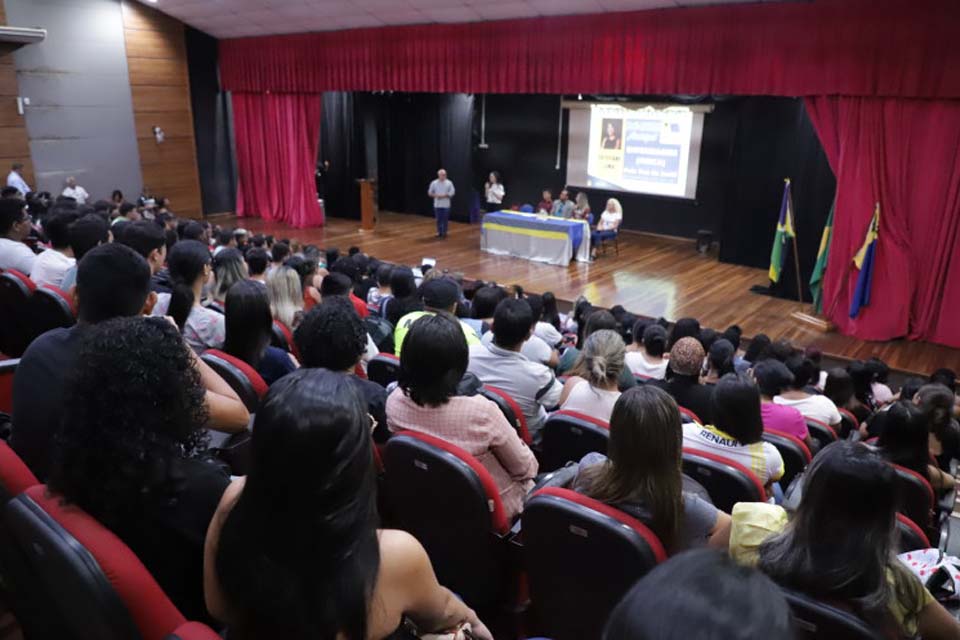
[384,265,423,326]
[540,291,561,331]
[224,280,298,385]
[737,333,771,373]
[151,239,225,353]
[877,401,955,492]
[746,441,960,639]
[702,338,735,385]
[285,255,322,311]
[918,384,960,471]
[848,360,878,421]
[575,386,730,553]
[205,369,492,639]
[50,316,236,622]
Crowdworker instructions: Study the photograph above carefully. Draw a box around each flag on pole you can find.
[768,179,796,283]
[849,202,880,318]
[809,203,834,313]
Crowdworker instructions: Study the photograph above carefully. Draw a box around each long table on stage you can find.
[480,210,591,266]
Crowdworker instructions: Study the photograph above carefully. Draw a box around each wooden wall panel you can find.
[0,2,34,188]
[122,0,202,218]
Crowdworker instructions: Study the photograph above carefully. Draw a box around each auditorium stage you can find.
[234,212,959,375]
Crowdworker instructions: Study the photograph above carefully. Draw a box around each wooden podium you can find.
[357,179,377,232]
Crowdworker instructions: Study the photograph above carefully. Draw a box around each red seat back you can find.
[681,448,767,513]
[804,417,838,449]
[0,356,18,414]
[541,409,610,472]
[29,285,77,342]
[523,487,666,640]
[0,440,37,502]
[382,430,509,609]
[761,429,811,489]
[887,462,935,532]
[0,270,36,357]
[270,320,301,360]
[366,352,400,388]
[201,349,268,412]
[679,406,702,424]
[2,486,186,640]
[480,385,531,445]
[896,513,932,552]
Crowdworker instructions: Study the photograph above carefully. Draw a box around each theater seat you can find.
[200,349,268,412]
[540,410,609,472]
[681,448,767,513]
[29,284,76,341]
[382,431,513,611]
[781,587,876,639]
[480,385,531,445]
[523,487,665,640]
[838,409,859,439]
[896,513,932,552]
[0,440,37,502]
[367,352,401,388]
[0,269,36,357]
[164,622,222,640]
[678,406,702,424]
[1,485,196,640]
[270,320,300,359]
[804,418,838,450]
[0,357,18,414]
[887,462,937,543]
[761,429,811,489]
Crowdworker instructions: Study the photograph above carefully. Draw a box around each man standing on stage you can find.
[427,168,455,238]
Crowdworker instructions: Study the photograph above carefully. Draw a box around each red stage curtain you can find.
[232,92,323,228]
[220,0,960,98]
[805,97,960,348]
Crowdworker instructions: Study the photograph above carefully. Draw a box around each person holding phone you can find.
[428,169,456,239]
[483,171,505,213]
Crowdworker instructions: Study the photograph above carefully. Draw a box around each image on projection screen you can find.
[571,103,704,199]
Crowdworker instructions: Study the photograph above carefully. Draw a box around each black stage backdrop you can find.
[185,27,236,215]
[319,92,367,220]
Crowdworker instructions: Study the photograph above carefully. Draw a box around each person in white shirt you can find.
[6,163,30,196]
[483,171,505,212]
[31,210,78,288]
[467,298,563,443]
[61,176,89,205]
[625,323,669,380]
[427,168,455,239]
[591,197,623,259]
[558,329,624,424]
[0,198,37,275]
[774,355,842,427]
[480,330,555,368]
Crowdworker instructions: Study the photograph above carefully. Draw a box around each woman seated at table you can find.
[537,190,553,214]
[573,192,592,222]
[591,197,623,259]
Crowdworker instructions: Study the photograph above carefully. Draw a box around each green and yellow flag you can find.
[809,203,834,313]
[768,179,796,283]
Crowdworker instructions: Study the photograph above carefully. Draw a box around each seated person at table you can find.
[49,316,233,622]
[223,280,298,385]
[559,329,625,423]
[387,313,538,521]
[682,373,785,492]
[575,386,730,553]
[550,189,574,218]
[537,189,553,214]
[468,298,563,442]
[204,369,493,640]
[590,197,623,258]
[733,441,960,640]
[572,191,591,221]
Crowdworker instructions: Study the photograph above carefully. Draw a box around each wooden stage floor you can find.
[235,211,959,375]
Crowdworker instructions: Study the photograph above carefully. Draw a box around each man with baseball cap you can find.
[393,276,480,356]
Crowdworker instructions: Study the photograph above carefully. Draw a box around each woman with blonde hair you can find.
[266,265,304,330]
[591,197,623,259]
[572,191,591,221]
[559,328,625,423]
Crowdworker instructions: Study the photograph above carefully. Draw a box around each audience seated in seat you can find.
[468,298,563,443]
[916,384,960,472]
[0,198,37,274]
[847,360,879,423]
[701,338,735,386]
[30,210,78,288]
[294,297,388,442]
[559,309,636,391]
[876,401,955,493]
[58,213,109,291]
[284,255,322,311]
[224,280,298,386]
[244,247,269,287]
[604,549,792,640]
[329,255,370,319]
[266,265,304,331]
[774,354,842,427]
[470,284,507,330]
[625,323,668,380]
[649,337,714,425]
[211,248,247,309]
[204,368,493,640]
[574,386,730,553]
[754,359,815,451]
[681,373,785,492]
[732,441,960,639]
[394,277,480,356]
[117,220,168,293]
[47,316,238,623]
[559,329,625,423]
[152,240,225,354]
[382,265,422,326]
[386,312,537,521]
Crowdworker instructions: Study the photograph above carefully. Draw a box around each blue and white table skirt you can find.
[480,211,591,266]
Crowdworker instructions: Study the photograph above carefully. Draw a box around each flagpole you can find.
[788,179,804,305]
[790,183,834,332]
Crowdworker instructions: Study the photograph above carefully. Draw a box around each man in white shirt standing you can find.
[0,198,37,274]
[61,176,89,205]
[31,210,78,288]
[6,163,30,196]
[427,168,455,239]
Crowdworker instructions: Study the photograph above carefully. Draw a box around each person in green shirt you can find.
[394,277,480,356]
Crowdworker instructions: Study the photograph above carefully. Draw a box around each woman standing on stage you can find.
[484,172,505,213]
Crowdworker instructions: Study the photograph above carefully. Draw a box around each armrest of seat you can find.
[165,622,222,640]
